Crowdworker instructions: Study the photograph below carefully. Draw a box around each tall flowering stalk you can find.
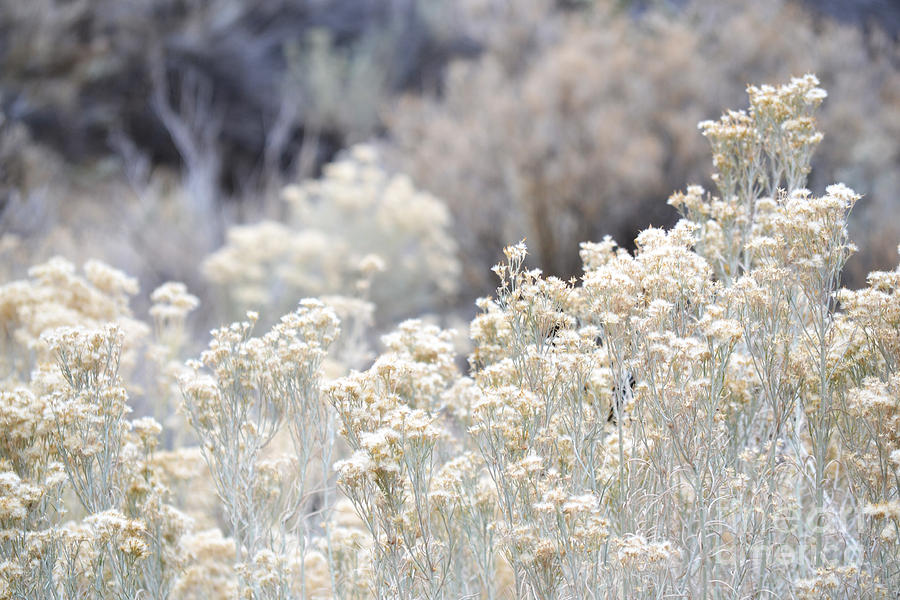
[329,321,459,600]
[181,300,338,598]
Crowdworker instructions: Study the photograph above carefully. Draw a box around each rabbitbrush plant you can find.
[2,74,899,599]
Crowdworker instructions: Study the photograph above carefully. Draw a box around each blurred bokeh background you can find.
[1,0,898,340]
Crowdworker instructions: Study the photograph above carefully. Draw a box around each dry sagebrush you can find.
[2,74,900,599]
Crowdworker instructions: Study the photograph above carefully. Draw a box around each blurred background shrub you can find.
[387,0,900,294]
[203,144,459,326]
[0,0,897,329]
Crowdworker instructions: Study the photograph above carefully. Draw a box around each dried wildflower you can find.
[150,282,200,328]
[85,509,150,560]
[0,257,148,378]
[863,500,900,521]
[614,534,676,571]
[181,299,338,588]
[131,417,163,452]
